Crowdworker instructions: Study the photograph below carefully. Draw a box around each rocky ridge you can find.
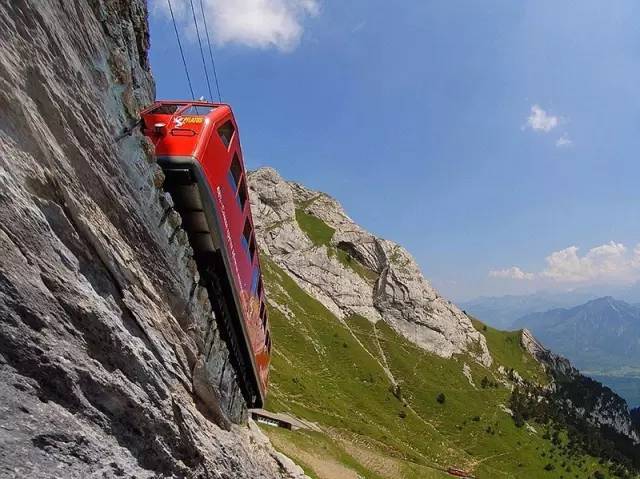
[0,1,305,477]
[521,329,639,442]
[248,167,491,366]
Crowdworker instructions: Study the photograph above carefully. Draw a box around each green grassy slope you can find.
[294,207,378,283]
[261,257,623,479]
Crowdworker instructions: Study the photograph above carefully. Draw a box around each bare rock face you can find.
[521,330,639,442]
[0,1,306,477]
[249,167,491,366]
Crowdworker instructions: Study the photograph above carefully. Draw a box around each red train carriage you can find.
[141,101,270,407]
[447,468,475,478]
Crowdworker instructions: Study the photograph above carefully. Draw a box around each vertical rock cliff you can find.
[0,1,305,477]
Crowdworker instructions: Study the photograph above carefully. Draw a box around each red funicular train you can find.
[141,101,270,407]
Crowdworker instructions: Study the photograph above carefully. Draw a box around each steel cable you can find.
[167,0,195,100]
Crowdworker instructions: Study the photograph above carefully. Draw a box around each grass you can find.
[469,317,547,384]
[294,208,379,283]
[261,257,627,478]
[295,208,335,247]
[330,247,379,283]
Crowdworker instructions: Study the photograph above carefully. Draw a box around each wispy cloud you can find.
[524,104,559,132]
[152,0,319,52]
[489,266,535,280]
[633,245,640,268]
[555,133,573,148]
[352,21,366,33]
[491,242,640,285]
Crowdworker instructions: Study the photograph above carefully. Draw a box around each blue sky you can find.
[149,0,640,301]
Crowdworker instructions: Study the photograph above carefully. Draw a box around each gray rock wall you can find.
[0,1,305,477]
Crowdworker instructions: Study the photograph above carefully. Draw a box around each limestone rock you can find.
[249,167,491,366]
[0,1,305,476]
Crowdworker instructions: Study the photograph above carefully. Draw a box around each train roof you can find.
[142,100,233,115]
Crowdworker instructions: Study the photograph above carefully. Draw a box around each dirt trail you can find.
[269,435,362,479]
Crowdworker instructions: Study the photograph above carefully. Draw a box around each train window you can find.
[260,302,266,321]
[182,105,216,115]
[242,218,253,256]
[265,332,271,353]
[228,154,242,192]
[218,121,235,148]
[251,267,260,295]
[256,277,263,299]
[150,103,186,114]
[248,236,256,262]
[261,310,268,330]
[237,178,248,210]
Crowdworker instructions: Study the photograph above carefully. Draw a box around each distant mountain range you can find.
[515,297,640,372]
[461,283,640,329]
[463,291,640,406]
[513,297,640,407]
[460,291,597,329]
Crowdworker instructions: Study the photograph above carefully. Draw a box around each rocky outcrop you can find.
[521,328,574,377]
[0,1,305,477]
[248,167,491,366]
[521,329,639,442]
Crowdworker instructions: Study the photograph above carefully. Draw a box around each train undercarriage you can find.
[159,159,262,418]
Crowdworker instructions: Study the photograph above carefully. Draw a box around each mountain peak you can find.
[248,167,492,366]
[515,296,640,395]
[588,295,617,305]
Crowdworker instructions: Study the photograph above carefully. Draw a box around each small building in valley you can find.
[249,409,320,431]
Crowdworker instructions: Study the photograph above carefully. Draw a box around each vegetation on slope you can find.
[294,208,378,283]
[469,318,546,384]
[261,257,628,478]
[295,208,335,247]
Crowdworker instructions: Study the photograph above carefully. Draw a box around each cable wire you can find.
[198,0,222,102]
[189,0,214,101]
[167,0,195,100]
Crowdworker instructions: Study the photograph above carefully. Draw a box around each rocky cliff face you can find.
[521,329,639,442]
[0,1,305,477]
[248,167,491,366]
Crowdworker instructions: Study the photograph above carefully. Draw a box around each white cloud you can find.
[491,242,640,285]
[525,104,559,132]
[489,267,535,281]
[153,0,319,52]
[556,133,572,148]
[352,21,366,33]
[542,242,632,282]
[633,244,640,268]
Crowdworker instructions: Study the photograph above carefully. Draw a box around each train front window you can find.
[182,105,216,115]
[150,103,186,115]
